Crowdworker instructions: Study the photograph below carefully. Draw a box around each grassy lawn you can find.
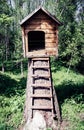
[52,64,84,130]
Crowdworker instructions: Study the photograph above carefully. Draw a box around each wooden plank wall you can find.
[22,11,58,57]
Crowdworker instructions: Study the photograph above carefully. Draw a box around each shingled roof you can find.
[20,6,62,26]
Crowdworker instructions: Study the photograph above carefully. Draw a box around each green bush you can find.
[0,72,26,128]
[0,95,25,129]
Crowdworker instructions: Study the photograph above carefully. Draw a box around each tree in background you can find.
[0,0,14,72]
[0,0,83,73]
[58,0,84,72]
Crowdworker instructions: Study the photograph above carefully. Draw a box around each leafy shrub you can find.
[0,95,25,129]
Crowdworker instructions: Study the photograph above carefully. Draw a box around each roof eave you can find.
[20,6,62,26]
[20,6,41,26]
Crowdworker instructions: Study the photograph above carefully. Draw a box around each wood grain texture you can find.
[24,58,61,128]
[21,10,58,57]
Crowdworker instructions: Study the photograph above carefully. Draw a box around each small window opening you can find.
[28,31,45,52]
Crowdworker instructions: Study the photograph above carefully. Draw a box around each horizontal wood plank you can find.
[26,22,56,28]
[25,25,56,30]
[28,17,56,23]
[45,39,56,43]
[32,66,49,69]
[31,94,52,98]
[31,83,51,88]
[45,33,56,38]
[25,29,56,34]
[32,58,49,61]
[31,106,53,110]
[32,74,50,78]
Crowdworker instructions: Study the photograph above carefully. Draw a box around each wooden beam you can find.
[32,58,49,61]
[31,83,51,88]
[31,94,52,98]
[31,106,53,110]
[32,66,49,69]
[32,74,50,78]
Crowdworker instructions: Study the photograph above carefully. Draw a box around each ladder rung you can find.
[31,106,53,110]
[32,74,50,78]
[32,58,49,61]
[31,84,51,88]
[32,66,49,69]
[31,94,52,98]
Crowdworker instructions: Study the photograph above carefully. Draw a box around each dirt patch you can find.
[60,120,70,130]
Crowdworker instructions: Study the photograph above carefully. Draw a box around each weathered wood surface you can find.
[31,94,52,98]
[31,83,51,88]
[31,106,53,110]
[23,59,32,122]
[21,9,58,58]
[25,25,56,30]
[26,49,58,58]
[32,57,49,60]
[24,58,61,129]
[25,29,56,34]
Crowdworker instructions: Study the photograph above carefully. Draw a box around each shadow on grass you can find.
[0,73,26,97]
[0,123,15,130]
[55,80,84,104]
[54,79,84,118]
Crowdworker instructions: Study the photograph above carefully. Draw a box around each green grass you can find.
[0,61,84,129]
[51,62,84,130]
[62,99,84,130]
[0,95,25,129]
[0,71,27,129]
[52,66,84,103]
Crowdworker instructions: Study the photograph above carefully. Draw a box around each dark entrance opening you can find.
[28,31,45,52]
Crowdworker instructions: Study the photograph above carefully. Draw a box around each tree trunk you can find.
[23,58,61,129]
[2,63,4,73]
[21,60,24,76]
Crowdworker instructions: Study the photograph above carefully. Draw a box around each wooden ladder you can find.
[31,57,54,119]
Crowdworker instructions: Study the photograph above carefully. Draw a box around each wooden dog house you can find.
[20,7,62,58]
[20,7,62,129]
